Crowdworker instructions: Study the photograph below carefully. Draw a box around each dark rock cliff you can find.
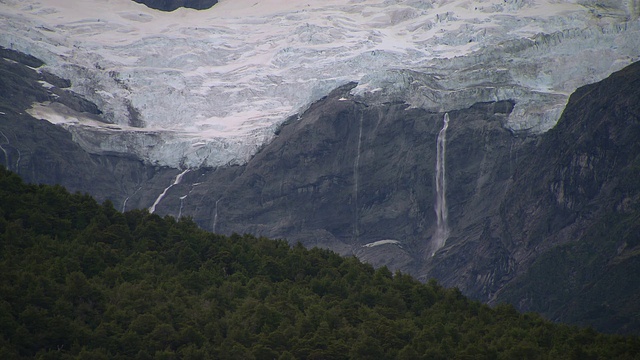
[494,61,640,333]
[2,44,639,333]
[132,0,218,11]
[151,85,532,274]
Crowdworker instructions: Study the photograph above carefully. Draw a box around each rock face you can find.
[167,86,530,271]
[2,45,640,334]
[493,61,640,333]
[132,0,217,11]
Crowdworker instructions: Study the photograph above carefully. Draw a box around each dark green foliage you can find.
[1,167,639,359]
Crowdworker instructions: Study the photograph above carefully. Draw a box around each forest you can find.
[1,166,639,359]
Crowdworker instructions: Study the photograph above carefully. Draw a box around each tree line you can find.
[1,166,639,359]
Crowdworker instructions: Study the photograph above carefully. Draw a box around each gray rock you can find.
[132,0,218,11]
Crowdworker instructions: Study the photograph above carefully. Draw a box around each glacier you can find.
[1,0,639,168]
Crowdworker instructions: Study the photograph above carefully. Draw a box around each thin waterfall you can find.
[212,198,221,233]
[0,130,11,170]
[0,143,8,169]
[149,169,189,214]
[122,186,142,213]
[432,113,450,254]
[178,195,188,218]
[353,110,364,241]
[122,196,130,213]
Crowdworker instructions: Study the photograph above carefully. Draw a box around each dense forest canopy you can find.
[1,166,639,359]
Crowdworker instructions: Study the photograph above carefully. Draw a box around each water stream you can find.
[212,198,221,233]
[353,110,364,241]
[149,169,189,214]
[432,113,450,254]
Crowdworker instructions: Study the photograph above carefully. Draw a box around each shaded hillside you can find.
[493,61,640,333]
[2,167,640,359]
[187,61,640,334]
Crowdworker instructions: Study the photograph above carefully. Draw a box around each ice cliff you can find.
[1,0,638,168]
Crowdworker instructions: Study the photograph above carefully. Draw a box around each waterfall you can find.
[122,196,130,213]
[149,169,189,214]
[432,113,450,254]
[212,198,221,233]
[0,130,12,170]
[353,110,364,240]
[122,186,142,213]
[178,195,188,218]
[0,143,8,170]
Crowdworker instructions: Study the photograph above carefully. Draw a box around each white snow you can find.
[37,80,55,89]
[363,239,401,248]
[1,0,639,168]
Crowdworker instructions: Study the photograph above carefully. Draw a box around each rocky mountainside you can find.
[494,61,640,333]
[2,45,640,334]
[0,48,178,210]
[169,86,530,269]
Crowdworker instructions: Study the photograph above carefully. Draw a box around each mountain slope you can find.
[494,61,640,333]
[2,0,640,332]
[422,60,640,334]
[140,60,640,334]
[176,86,531,264]
[151,60,640,332]
[2,166,640,359]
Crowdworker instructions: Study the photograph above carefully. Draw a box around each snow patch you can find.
[37,80,55,89]
[363,239,402,248]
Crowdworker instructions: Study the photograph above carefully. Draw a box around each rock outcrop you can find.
[170,86,532,274]
[132,0,218,11]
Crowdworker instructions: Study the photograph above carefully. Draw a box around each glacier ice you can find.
[1,0,639,168]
